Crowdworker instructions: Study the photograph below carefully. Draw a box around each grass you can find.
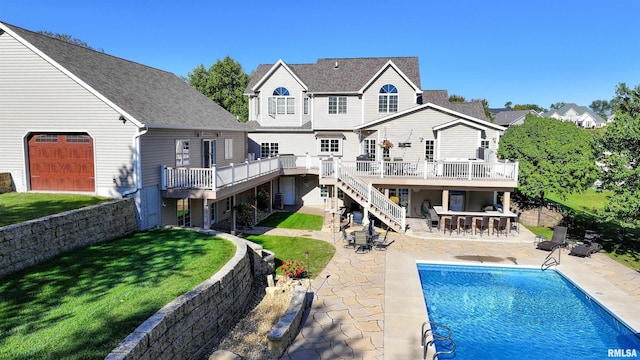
[244,235,335,279]
[546,189,610,214]
[257,212,323,230]
[0,192,110,227]
[0,228,235,360]
[527,188,639,271]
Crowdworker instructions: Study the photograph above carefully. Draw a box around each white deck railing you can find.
[333,160,518,182]
[162,157,281,190]
[162,156,519,191]
[338,166,406,230]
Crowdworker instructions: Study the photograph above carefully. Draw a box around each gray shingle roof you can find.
[493,110,536,126]
[3,22,247,131]
[246,57,421,94]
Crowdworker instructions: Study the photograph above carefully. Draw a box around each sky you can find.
[2,0,639,110]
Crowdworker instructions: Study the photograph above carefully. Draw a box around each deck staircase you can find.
[334,166,406,233]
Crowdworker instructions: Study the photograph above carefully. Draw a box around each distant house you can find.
[492,109,540,127]
[543,103,606,129]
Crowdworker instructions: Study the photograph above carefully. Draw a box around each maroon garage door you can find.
[28,133,95,192]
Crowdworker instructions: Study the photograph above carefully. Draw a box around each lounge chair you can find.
[569,230,602,257]
[536,226,568,251]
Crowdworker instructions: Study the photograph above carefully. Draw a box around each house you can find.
[543,103,606,129]
[492,109,540,127]
[244,57,519,231]
[1,20,519,233]
[0,21,265,231]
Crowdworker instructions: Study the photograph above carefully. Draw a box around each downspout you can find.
[122,126,149,197]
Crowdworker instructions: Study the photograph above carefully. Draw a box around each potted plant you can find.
[379,140,394,149]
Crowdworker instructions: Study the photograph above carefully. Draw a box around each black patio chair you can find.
[493,217,508,237]
[536,226,568,251]
[475,217,489,237]
[460,216,473,235]
[444,215,459,235]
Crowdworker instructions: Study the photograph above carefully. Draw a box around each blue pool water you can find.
[418,263,640,360]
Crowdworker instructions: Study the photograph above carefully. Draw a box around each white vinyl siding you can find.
[0,32,137,196]
[439,124,479,159]
[254,66,304,127]
[313,95,361,129]
[362,66,417,123]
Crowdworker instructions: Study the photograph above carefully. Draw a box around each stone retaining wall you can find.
[106,230,275,360]
[0,199,138,278]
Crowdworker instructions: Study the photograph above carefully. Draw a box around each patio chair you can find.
[372,228,392,250]
[475,217,489,236]
[353,230,371,253]
[460,216,473,235]
[444,215,459,235]
[493,217,508,237]
[509,214,520,233]
[342,228,355,248]
[536,226,568,251]
[569,230,602,257]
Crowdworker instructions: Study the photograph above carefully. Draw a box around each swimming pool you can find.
[418,263,640,360]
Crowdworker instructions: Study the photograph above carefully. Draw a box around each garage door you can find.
[28,133,95,191]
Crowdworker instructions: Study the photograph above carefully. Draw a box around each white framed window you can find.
[328,96,347,114]
[319,138,341,155]
[268,87,295,117]
[480,139,490,149]
[261,142,279,158]
[378,84,398,113]
[364,139,377,159]
[177,198,191,226]
[304,98,309,115]
[225,138,233,160]
[320,185,328,198]
[176,140,190,166]
[425,139,435,161]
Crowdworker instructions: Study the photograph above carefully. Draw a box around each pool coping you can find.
[384,243,640,360]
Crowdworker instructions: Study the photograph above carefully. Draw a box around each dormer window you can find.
[378,84,398,113]
[268,87,295,117]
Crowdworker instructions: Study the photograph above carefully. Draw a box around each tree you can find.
[187,56,249,121]
[37,31,103,52]
[498,114,599,225]
[504,101,513,109]
[590,99,613,119]
[550,102,566,110]
[596,83,640,226]
[513,104,545,113]
[449,94,466,102]
[471,98,493,121]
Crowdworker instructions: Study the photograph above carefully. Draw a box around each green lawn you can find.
[0,228,235,360]
[546,189,610,214]
[0,192,110,227]
[257,211,323,230]
[529,189,639,271]
[245,235,335,279]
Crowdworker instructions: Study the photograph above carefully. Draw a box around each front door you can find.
[203,139,216,167]
[280,177,295,205]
